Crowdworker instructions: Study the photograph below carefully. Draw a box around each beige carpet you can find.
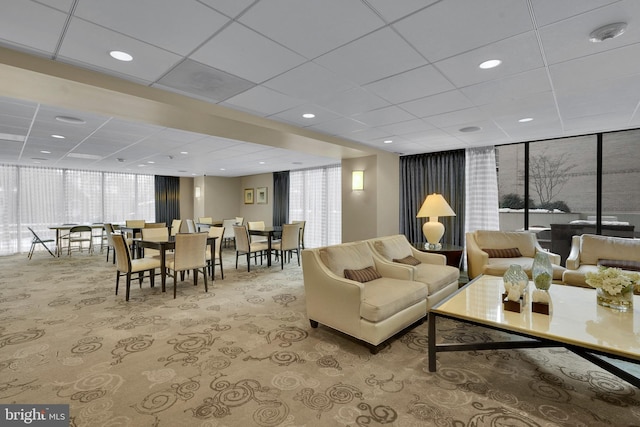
[1,248,639,426]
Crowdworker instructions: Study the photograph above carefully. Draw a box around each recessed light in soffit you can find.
[55,116,86,124]
[459,126,481,133]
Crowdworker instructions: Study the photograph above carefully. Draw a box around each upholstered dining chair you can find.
[112,233,161,301]
[198,217,213,224]
[103,223,117,264]
[141,227,169,259]
[170,219,182,236]
[166,232,209,298]
[125,219,145,238]
[67,225,93,255]
[185,219,197,233]
[271,223,302,269]
[247,221,268,244]
[222,219,237,248]
[291,220,306,249]
[205,226,225,279]
[27,227,56,259]
[233,225,268,272]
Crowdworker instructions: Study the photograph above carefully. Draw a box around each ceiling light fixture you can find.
[384,140,393,144]
[40,150,51,154]
[589,22,627,43]
[302,113,315,119]
[55,116,85,124]
[459,126,481,133]
[518,117,533,123]
[109,50,133,61]
[180,151,188,155]
[147,161,155,164]
[51,134,65,139]
[479,59,501,69]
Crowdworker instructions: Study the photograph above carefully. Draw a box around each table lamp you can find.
[416,193,456,249]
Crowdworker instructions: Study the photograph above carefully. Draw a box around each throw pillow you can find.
[597,259,640,272]
[344,266,382,283]
[483,247,522,258]
[393,255,421,266]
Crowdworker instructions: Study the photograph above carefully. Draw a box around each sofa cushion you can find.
[413,264,460,294]
[483,247,522,258]
[580,234,640,265]
[475,230,536,258]
[597,259,640,271]
[360,278,427,323]
[562,265,599,288]
[393,255,421,266]
[319,242,375,278]
[344,266,381,282]
[372,235,412,261]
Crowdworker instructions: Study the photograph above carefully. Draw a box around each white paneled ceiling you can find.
[0,0,639,177]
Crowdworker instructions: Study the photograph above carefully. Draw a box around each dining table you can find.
[49,223,105,256]
[133,235,218,293]
[248,226,282,267]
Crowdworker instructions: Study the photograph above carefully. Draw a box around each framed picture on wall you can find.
[244,188,254,204]
[256,187,268,204]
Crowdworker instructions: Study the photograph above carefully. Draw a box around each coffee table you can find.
[428,275,640,387]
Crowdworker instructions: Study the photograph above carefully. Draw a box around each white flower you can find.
[585,267,640,295]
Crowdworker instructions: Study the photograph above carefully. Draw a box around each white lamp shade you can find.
[416,193,455,247]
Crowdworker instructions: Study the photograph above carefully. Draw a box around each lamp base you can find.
[424,242,442,250]
[422,219,444,248]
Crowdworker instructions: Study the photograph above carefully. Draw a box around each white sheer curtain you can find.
[0,165,155,255]
[289,164,341,248]
[465,147,500,233]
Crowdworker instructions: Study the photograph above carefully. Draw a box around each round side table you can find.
[412,243,463,269]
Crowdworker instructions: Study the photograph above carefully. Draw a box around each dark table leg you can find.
[428,313,437,372]
[267,233,272,267]
[160,247,166,292]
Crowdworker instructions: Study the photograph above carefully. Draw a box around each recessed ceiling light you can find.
[109,50,133,61]
[302,113,315,119]
[259,161,265,165]
[220,168,226,171]
[40,150,51,154]
[51,134,65,139]
[589,22,627,43]
[147,161,155,164]
[138,164,146,167]
[180,151,188,155]
[459,126,482,133]
[479,59,501,69]
[384,140,393,144]
[518,117,534,123]
[66,153,102,160]
[55,116,85,124]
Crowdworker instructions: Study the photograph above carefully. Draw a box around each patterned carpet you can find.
[1,248,639,426]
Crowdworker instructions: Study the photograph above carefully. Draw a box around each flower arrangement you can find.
[585,266,640,295]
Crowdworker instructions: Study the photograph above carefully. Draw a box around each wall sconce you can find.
[195,186,201,198]
[352,170,364,191]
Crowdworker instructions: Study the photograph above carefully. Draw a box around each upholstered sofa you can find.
[301,240,429,353]
[365,234,459,309]
[466,230,564,281]
[563,234,640,288]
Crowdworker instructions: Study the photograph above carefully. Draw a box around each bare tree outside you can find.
[529,152,576,207]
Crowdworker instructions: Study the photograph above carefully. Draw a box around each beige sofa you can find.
[466,230,564,281]
[301,240,429,353]
[563,234,640,288]
[366,234,459,309]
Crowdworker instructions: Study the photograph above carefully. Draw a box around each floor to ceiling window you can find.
[0,165,154,255]
[289,164,341,248]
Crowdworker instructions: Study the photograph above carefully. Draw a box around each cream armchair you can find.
[466,230,564,281]
[301,241,428,354]
[366,234,459,310]
[563,234,640,288]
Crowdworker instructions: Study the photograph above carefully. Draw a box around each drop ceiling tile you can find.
[461,68,552,106]
[197,0,256,18]
[223,85,304,117]
[351,105,416,127]
[192,23,307,84]
[530,0,620,26]
[315,87,389,117]
[308,117,369,136]
[238,0,385,59]
[539,0,640,65]
[400,90,474,118]
[0,1,67,55]
[376,119,435,136]
[156,59,255,103]
[314,27,427,85]
[58,18,182,82]
[364,65,455,104]
[480,91,559,123]
[393,0,533,62]
[364,0,438,23]
[435,31,544,88]
[74,0,229,56]
[425,107,491,129]
[270,104,342,127]
[263,62,356,101]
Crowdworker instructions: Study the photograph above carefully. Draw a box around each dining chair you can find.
[272,223,302,269]
[67,225,93,255]
[125,219,146,238]
[198,217,213,224]
[170,219,182,236]
[27,227,56,259]
[221,219,237,248]
[104,223,117,264]
[185,219,197,233]
[291,220,306,249]
[166,232,209,298]
[247,221,268,244]
[233,225,268,272]
[141,227,169,258]
[112,233,161,301]
[235,217,244,225]
[91,223,106,253]
[145,222,166,228]
[206,226,225,279]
